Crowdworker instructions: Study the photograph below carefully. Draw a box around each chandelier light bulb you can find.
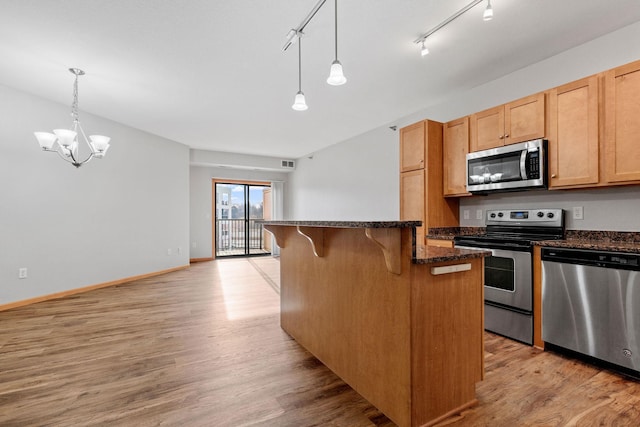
[292,91,308,111]
[327,60,347,85]
[483,0,493,21]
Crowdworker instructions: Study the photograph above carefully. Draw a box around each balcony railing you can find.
[215,218,268,256]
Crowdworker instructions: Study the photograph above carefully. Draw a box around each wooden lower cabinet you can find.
[548,76,600,188]
[426,238,454,248]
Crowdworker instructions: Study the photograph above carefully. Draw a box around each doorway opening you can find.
[213,180,271,258]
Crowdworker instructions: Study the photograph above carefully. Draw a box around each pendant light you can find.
[292,35,308,111]
[326,0,346,86]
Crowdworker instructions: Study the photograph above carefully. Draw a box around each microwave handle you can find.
[519,150,527,178]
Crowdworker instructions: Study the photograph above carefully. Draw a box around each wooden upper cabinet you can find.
[506,93,546,144]
[604,60,640,184]
[470,106,504,151]
[400,121,425,172]
[443,117,470,196]
[548,76,600,188]
[470,93,546,152]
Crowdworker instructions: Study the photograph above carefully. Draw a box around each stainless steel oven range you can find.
[454,208,564,345]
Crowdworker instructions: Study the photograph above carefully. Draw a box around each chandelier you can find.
[34,68,110,168]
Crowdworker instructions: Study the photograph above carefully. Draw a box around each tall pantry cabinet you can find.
[400,120,459,244]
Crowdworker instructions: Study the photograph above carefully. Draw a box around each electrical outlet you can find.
[177,247,182,254]
[463,210,470,220]
[573,206,584,220]
[18,268,27,279]
[476,209,483,220]
[167,248,172,255]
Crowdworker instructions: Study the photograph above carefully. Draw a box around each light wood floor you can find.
[1,258,640,426]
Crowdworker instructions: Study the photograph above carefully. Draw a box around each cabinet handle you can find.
[499,135,504,139]
[551,174,557,178]
[504,134,509,138]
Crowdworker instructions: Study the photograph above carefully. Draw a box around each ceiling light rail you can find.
[415,0,493,56]
[282,0,327,51]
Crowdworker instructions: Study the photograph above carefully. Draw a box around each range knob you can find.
[537,211,544,218]
[547,212,555,218]
[490,213,496,218]
[497,212,504,218]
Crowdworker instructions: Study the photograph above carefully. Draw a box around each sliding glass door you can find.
[215,182,270,257]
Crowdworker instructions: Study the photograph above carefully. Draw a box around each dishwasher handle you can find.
[541,247,640,271]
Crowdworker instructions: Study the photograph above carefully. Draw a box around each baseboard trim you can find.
[190,257,215,263]
[0,265,190,312]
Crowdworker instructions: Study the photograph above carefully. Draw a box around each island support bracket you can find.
[365,228,401,275]
[263,225,286,249]
[296,226,324,257]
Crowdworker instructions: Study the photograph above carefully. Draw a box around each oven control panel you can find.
[486,209,563,227]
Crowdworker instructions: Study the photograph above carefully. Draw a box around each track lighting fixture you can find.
[415,0,495,56]
[326,0,346,86]
[483,0,494,21]
[292,35,308,111]
[420,41,429,57]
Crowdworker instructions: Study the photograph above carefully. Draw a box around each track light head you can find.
[483,0,493,21]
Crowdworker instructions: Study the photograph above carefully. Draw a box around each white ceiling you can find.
[1,0,640,159]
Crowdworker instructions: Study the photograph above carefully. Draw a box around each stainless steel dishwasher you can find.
[541,247,640,375]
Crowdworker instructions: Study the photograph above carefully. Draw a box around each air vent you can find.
[281,160,295,169]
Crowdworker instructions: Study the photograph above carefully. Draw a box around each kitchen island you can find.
[262,221,489,427]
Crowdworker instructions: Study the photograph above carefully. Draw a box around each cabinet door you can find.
[604,61,640,183]
[470,106,504,152]
[400,169,425,243]
[548,76,599,188]
[443,117,470,196]
[505,93,546,144]
[400,121,425,172]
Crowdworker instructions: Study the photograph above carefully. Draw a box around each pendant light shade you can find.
[292,91,308,111]
[292,34,308,111]
[326,0,346,86]
[327,60,346,85]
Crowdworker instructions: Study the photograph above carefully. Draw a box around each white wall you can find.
[189,166,288,259]
[287,21,640,229]
[0,84,190,305]
[285,125,399,220]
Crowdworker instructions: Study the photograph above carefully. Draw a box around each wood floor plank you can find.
[1,257,640,426]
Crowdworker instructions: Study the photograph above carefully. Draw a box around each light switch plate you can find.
[476,209,483,220]
[573,206,584,220]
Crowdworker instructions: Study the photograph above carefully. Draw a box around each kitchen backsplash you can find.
[458,185,640,232]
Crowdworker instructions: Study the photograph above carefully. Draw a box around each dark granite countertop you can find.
[260,220,421,229]
[426,227,486,240]
[413,245,491,264]
[535,239,640,254]
[535,230,640,254]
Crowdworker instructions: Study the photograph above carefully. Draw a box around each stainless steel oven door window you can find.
[483,249,532,311]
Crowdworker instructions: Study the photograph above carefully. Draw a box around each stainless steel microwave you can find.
[466,139,547,194]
